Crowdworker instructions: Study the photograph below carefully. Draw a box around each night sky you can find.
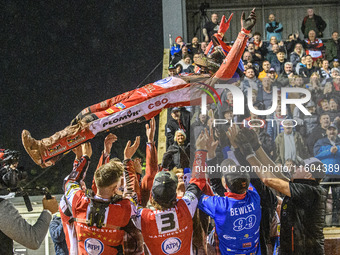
[1,0,163,192]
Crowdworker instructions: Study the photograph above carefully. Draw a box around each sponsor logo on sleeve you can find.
[161,237,182,254]
[148,98,169,109]
[242,242,252,248]
[84,238,104,255]
[223,235,236,240]
[105,108,115,114]
[114,102,126,110]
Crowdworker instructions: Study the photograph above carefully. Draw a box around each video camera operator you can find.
[0,149,58,254]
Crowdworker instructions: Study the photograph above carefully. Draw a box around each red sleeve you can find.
[141,142,158,207]
[214,32,248,80]
[65,156,90,188]
[124,159,141,204]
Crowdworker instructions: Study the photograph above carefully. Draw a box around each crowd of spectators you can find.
[166,7,340,229]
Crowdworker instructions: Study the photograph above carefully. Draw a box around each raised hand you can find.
[103,133,117,155]
[196,129,209,151]
[124,136,140,160]
[145,118,156,143]
[241,8,256,32]
[133,158,142,174]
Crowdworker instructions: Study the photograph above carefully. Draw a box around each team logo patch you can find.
[114,102,126,110]
[84,238,104,255]
[161,237,182,254]
[47,144,66,156]
[67,135,86,147]
[105,108,114,114]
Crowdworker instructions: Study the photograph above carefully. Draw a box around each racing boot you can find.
[22,121,95,168]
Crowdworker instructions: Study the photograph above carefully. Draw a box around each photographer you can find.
[0,149,58,254]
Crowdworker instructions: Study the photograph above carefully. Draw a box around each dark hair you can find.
[253,32,261,37]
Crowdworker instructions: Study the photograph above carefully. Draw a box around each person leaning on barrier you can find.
[0,149,59,254]
[229,126,327,254]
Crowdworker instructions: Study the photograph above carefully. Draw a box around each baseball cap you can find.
[327,123,338,130]
[269,67,276,73]
[151,171,178,207]
[171,107,180,113]
[168,64,176,70]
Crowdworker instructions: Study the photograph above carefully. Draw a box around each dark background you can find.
[1,0,163,193]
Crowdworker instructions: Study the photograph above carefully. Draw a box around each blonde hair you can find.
[94,159,124,188]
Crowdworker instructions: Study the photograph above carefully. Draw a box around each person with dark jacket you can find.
[325,31,340,62]
[307,113,331,155]
[167,129,190,169]
[230,127,327,255]
[165,107,189,149]
[301,8,327,38]
[49,214,69,255]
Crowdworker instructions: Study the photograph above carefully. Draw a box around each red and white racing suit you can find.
[23,31,249,167]
[64,156,137,255]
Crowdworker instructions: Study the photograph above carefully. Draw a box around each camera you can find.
[0,149,27,191]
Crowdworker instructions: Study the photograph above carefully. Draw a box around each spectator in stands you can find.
[177,54,192,73]
[277,62,295,87]
[328,98,340,125]
[240,67,262,94]
[325,32,340,63]
[301,7,327,38]
[303,30,325,62]
[242,51,253,67]
[166,107,189,148]
[203,13,219,42]
[200,41,207,53]
[188,37,202,55]
[267,104,292,141]
[175,64,183,74]
[272,50,287,74]
[187,53,201,73]
[318,59,331,80]
[266,36,278,53]
[258,60,271,81]
[301,100,319,137]
[332,59,340,69]
[295,55,307,75]
[286,32,303,55]
[314,123,340,225]
[257,76,274,110]
[247,42,262,66]
[299,55,318,78]
[265,14,283,41]
[267,67,281,87]
[168,64,177,76]
[266,44,279,64]
[251,32,267,57]
[290,43,305,69]
[191,111,209,141]
[332,75,340,92]
[274,120,309,164]
[170,36,184,56]
[167,129,190,169]
[307,113,331,154]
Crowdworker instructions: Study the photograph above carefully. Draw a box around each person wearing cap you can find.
[132,131,209,255]
[168,64,177,77]
[314,123,340,225]
[198,151,262,254]
[165,107,189,149]
[230,126,327,254]
[170,36,184,56]
[325,31,340,63]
